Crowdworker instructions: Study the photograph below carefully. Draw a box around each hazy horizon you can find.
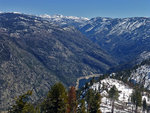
[0,0,149,18]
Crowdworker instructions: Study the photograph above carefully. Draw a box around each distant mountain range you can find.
[79,17,150,64]
[40,14,89,28]
[42,15,150,65]
[0,12,150,109]
[0,13,115,109]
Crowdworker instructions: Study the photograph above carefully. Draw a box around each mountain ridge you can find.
[1,12,150,110]
[0,13,116,109]
[39,14,150,65]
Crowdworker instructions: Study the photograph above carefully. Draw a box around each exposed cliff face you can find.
[0,13,116,109]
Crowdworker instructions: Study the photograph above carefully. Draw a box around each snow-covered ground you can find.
[130,65,150,90]
[91,78,150,113]
[91,78,133,102]
[138,51,150,63]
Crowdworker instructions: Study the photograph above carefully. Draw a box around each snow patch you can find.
[40,14,89,21]
[131,65,150,90]
[90,78,150,113]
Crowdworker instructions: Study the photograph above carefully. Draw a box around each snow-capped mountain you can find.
[0,12,116,110]
[41,14,150,66]
[1,12,150,111]
[40,14,89,27]
[81,17,148,36]
[35,14,150,91]
[40,14,89,21]
[78,17,150,64]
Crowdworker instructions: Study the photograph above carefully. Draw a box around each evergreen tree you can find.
[98,81,101,93]
[108,85,119,113]
[84,82,89,90]
[85,89,102,113]
[21,103,36,113]
[8,90,35,113]
[90,93,101,113]
[143,98,147,112]
[77,99,86,113]
[86,89,94,112]
[131,88,142,113]
[42,82,68,113]
[68,86,77,113]
[90,77,95,86]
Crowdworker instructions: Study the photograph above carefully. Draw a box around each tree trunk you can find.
[111,100,114,113]
[135,105,137,113]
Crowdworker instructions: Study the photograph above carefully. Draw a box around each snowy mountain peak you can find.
[40,14,89,21]
[12,12,21,14]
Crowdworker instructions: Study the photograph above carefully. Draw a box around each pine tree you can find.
[98,82,101,93]
[21,103,36,113]
[143,98,147,112]
[85,89,102,113]
[90,77,95,86]
[68,86,77,113]
[90,93,101,113]
[108,85,119,113]
[42,82,68,113]
[131,88,142,113]
[86,89,94,112]
[77,99,86,113]
[8,90,34,113]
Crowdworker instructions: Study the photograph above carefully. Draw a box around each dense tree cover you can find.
[8,79,149,113]
[9,82,102,113]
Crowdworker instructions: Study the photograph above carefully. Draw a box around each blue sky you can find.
[0,0,150,18]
